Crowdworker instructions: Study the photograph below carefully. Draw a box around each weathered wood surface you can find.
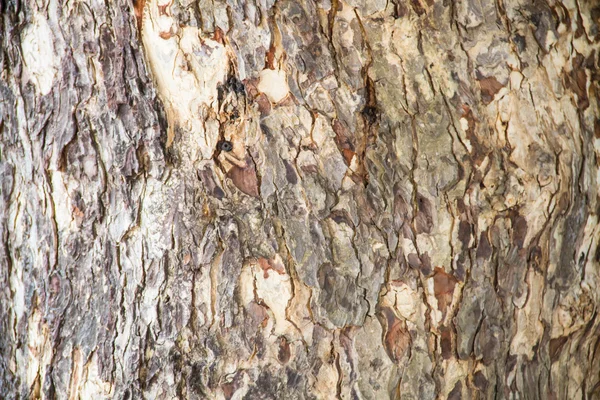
[1,0,599,398]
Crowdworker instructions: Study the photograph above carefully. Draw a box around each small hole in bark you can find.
[220,141,233,152]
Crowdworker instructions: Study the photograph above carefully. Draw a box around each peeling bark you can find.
[1,0,599,399]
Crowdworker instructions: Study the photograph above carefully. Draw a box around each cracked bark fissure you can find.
[1,0,600,398]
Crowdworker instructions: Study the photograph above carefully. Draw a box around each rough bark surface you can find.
[1,0,599,399]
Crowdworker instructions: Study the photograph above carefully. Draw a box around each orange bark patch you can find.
[213,27,225,44]
[265,43,276,70]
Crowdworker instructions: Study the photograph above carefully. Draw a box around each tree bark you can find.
[1,0,599,398]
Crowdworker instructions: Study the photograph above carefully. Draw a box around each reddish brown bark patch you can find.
[510,212,528,249]
[332,119,355,165]
[380,308,411,363]
[460,105,488,165]
[277,336,291,364]
[477,75,504,104]
[433,267,457,318]
[132,0,146,31]
[563,53,589,110]
[257,257,285,278]
[227,158,260,198]
[549,336,568,362]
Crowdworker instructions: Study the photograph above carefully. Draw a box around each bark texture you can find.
[1,0,600,398]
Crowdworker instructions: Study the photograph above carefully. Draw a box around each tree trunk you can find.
[1,0,599,398]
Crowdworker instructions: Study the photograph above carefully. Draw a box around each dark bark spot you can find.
[440,325,453,359]
[513,34,526,53]
[49,273,61,297]
[189,362,206,396]
[421,253,432,275]
[563,53,589,109]
[549,336,568,362]
[529,3,558,52]
[260,123,273,138]
[528,245,542,271]
[407,252,432,275]
[227,76,246,95]
[455,254,466,282]
[283,159,298,185]
[448,380,462,400]
[286,368,303,388]
[476,230,492,260]
[473,371,488,390]
[301,164,319,174]
[415,194,433,234]
[0,162,15,203]
[391,0,409,18]
[556,196,587,288]
[197,167,225,199]
[243,371,282,399]
[361,105,378,125]
[407,253,420,269]
[456,199,466,214]
[409,0,426,16]
[278,336,291,364]
[458,220,472,249]
[510,213,528,249]
[475,321,503,365]
[329,210,353,227]
[370,358,384,370]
